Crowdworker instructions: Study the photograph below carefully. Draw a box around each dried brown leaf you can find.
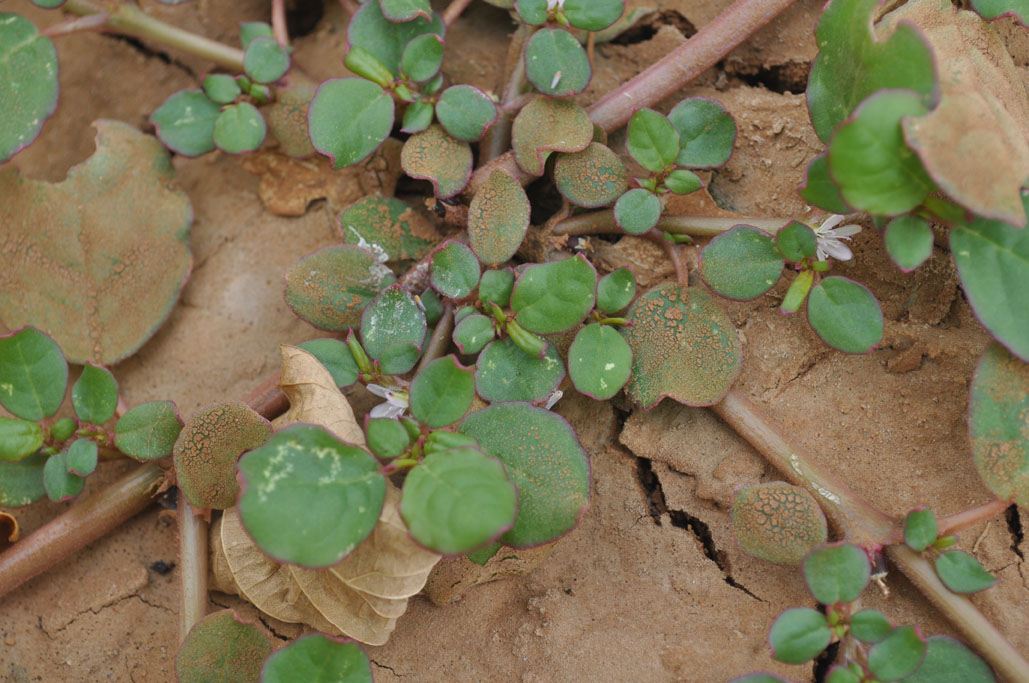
[275,345,364,445]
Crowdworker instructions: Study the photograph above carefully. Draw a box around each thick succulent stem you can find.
[937,499,1011,537]
[417,305,455,373]
[552,210,790,238]
[271,0,289,47]
[177,496,209,641]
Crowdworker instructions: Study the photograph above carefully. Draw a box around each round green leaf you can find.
[262,634,372,683]
[174,402,271,510]
[868,626,927,681]
[0,418,43,463]
[177,610,271,683]
[614,188,662,235]
[511,96,593,176]
[419,288,443,325]
[850,609,892,644]
[934,550,997,594]
[515,0,547,24]
[400,124,473,199]
[360,286,427,374]
[622,283,741,408]
[775,221,818,263]
[72,364,118,427]
[296,339,359,388]
[213,103,266,154]
[667,96,736,168]
[65,438,97,477]
[730,676,791,683]
[243,36,289,84]
[596,268,636,314]
[626,108,680,172]
[202,74,241,105]
[50,417,76,443]
[732,482,827,565]
[410,356,475,428]
[553,142,628,208]
[468,171,531,266]
[524,28,591,97]
[0,452,46,507]
[0,13,58,163]
[475,338,565,404]
[0,327,68,421]
[43,451,84,502]
[309,78,394,169]
[827,667,862,683]
[114,400,183,461]
[827,90,935,216]
[348,0,444,76]
[284,245,396,332]
[381,0,432,22]
[151,90,220,157]
[338,196,440,263]
[453,314,496,355]
[401,33,444,83]
[769,607,832,664]
[800,153,851,214]
[466,541,501,566]
[459,403,590,547]
[885,215,933,272]
[971,0,1028,22]
[563,0,624,31]
[900,636,996,683]
[803,542,870,604]
[663,169,702,195]
[401,446,517,554]
[567,323,631,401]
[435,85,497,142]
[237,424,386,567]
[401,99,435,134]
[807,276,883,353]
[510,255,597,334]
[903,508,938,552]
[239,22,274,49]
[700,225,784,301]
[478,269,515,308]
[430,241,481,300]
[365,418,411,459]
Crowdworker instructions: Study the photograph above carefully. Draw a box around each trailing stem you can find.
[480,25,530,163]
[937,498,1011,537]
[552,210,790,238]
[442,0,476,27]
[271,0,289,47]
[178,496,209,641]
[416,305,455,373]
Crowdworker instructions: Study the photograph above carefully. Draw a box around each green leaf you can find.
[781,270,814,314]
[401,99,435,134]
[44,451,84,502]
[348,0,444,76]
[174,402,271,510]
[553,142,629,208]
[803,542,870,604]
[361,286,427,374]
[524,28,592,97]
[827,667,862,683]
[515,0,548,25]
[401,124,474,199]
[775,221,818,263]
[0,418,43,463]
[934,550,997,594]
[0,327,67,421]
[799,153,850,214]
[243,36,289,84]
[365,418,411,459]
[868,626,927,681]
[699,225,784,301]
[0,13,58,163]
[667,97,736,168]
[903,508,938,553]
[262,634,372,683]
[732,482,827,565]
[237,424,386,567]
[0,122,193,364]
[460,403,590,547]
[309,78,394,169]
[114,401,183,461]
[213,102,266,155]
[467,541,501,566]
[453,314,496,355]
[850,609,892,644]
[970,0,1028,22]
[478,269,515,308]
[202,74,241,105]
[420,288,443,325]
[151,90,220,157]
[563,0,624,32]
[622,283,740,408]
[730,676,791,683]
[806,0,936,142]
[176,610,271,683]
[0,452,46,507]
[468,171,531,266]
[430,241,481,300]
[435,85,498,142]
[284,245,396,332]
[596,268,636,314]
[338,196,440,263]
[807,277,883,354]
[626,108,680,172]
[49,417,76,443]
[568,323,631,400]
[510,255,597,334]
[296,338,359,388]
[950,199,1029,360]
[769,608,832,664]
[401,33,444,83]
[401,446,517,554]
[381,0,432,22]
[969,343,1029,506]
[614,188,662,235]
[65,438,98,477]
[827,90,934,216]
[664,169,702,195]
[511,96,593,176]
[899,636,996,683]
[239,22,274,49]
[475,339,564,404]
[410,356,475,428]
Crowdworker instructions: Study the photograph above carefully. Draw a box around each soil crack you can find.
[45,593,172,637]
[1005,505,1024,562]
[257,614,289,642]
[371,660,408,678]
[812,640,840,683]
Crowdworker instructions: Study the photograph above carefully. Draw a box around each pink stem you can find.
[43,12,109,38]
[937,499,1011,537]
[271,0,289,47]
[442,0,475,27]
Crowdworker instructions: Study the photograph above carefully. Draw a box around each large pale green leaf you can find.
[309,78,394,169]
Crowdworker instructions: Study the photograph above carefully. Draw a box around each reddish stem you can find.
[442,0,475,27]
[271,0,289,47]
[243,371,288,420]
[43,13,109,37]
[937,499,1011,537]
[416,305,455,373]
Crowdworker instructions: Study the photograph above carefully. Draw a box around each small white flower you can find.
[547,0,565,10]
[813,214,861,262]
[366,384,409,419]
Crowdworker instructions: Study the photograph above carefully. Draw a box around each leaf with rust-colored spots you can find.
[263,74,317,157]
[885,0,1029,226]
[400,124,473,199]
[732,482,828,565]
[0,121,192,364]
[512,96,593,176]
[175,609,271,683]
[621,283,741,408]
[174,402,271,510]
[467,171,530,266]
[969,343,1029,508]
[553,142,628,208]
[338,196,441,262]
[284,245,396,332]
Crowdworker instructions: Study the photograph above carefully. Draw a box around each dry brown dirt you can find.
[1,0,1027,681]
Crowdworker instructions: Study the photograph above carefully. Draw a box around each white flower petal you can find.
[370,401,404,419]
[366,384,390,399]
[816,244,829,262]
[829,223,862,238]
[821,240,853,261]
[818,214,846,232]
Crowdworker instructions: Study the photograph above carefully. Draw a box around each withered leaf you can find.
[274,345,364,445]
